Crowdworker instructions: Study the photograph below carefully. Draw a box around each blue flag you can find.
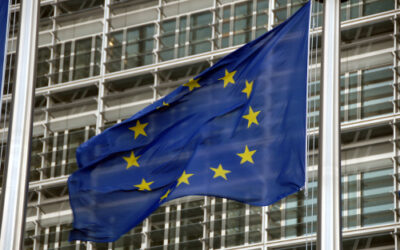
[0,0,9,102]
[69,2,310,242]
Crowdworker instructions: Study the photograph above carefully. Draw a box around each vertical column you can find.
[0,1,40,249]
[209,197,216,249]
[155,0,162,64]
[174,204,181,250]
[211,0,217,51]
[68,42,75,82]
[280,199,286,238]
[343,72,349,121]
[141,218,150,249]
[268,0,275,31]
[120,30,127,71]
[185,9,190,57]
[220,198,227,248]
[202,197,209,250]
[89,36,96,77]
[173,17,178,59]
[251,0,256,40]
[50,2,57,86]
[54,226,60,249]
[84,125,90,142]
[317,0,342,249]
[356,69,362,119]
[356,173,361,227]
[262,206,267,246]
[58,43,65,84]
[33,188,42,250]
[41,93,51,181]
[50,132,58,178]
[228,5,233,47]
[44,227,49,250]
[392,121,399,250]
[163,205,170,250]
[61,130,68,176]
[96,0,110,135]
[393,9,400,250]
[153,0,163,102]
[244,204,250,245]
[342,175,348,228]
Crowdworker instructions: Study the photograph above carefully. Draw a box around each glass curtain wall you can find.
[0,0,397,249]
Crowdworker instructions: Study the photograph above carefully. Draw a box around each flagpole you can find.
[0,0,39,249]
[317,0,342,249]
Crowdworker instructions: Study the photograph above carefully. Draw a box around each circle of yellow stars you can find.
[127,68,261,201]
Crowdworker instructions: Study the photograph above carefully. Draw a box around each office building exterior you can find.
[0,0,397,249]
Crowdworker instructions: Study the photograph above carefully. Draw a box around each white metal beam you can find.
[0,1,40,249]
[317,0,342,249]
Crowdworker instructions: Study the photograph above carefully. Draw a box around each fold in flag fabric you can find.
[69,2,310,242]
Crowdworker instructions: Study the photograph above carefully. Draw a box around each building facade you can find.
[0,0,397,249]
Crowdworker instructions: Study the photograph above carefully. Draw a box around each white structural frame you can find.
[0,0,39,249]
[317,0,342,249]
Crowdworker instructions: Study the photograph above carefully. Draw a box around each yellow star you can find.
[219,69,236,88]
[134,178,154,191]
[242,106,260,128]
[177,171,194,187]
[237,145,256,164]
[157,101,169,109]
[129,120,148,139]
[242,80,253,99]
[160,189,171,201]
[123,151,140,169]
[157,101,169,110]
[183,78,201,91]
[210,164,231,180]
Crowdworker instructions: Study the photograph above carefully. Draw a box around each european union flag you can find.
[69,2,310,242]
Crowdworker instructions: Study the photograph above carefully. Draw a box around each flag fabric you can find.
[69,2,310,242]
[0,0,9,106]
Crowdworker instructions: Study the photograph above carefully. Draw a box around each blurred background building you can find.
[0,0,397,249]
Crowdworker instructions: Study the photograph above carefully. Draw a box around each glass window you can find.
[57,0,103,15]
[160,19,176,61]
[126,25,155,67]
[190,11,212,56]
[256,0,268,38]
[273,0,308,25]
[361,168,393,226]
[267,200,282,240]
[23,230,34,249]
[47,226,57,249]
[249,206,262,244]
[343,233,394,249]
[343,174,358,228]
[361,66,393,119]
[178,16,188,58]
[233,2,253,46]
[73,36,101,81]
[226,201,245,247]
[4,53,16,95]
[63,42,72,83]
[149,207,166,247]
[36,47,50,88]
[363,0,394,16]
[30,137,43,181]
[180,200,203,242]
